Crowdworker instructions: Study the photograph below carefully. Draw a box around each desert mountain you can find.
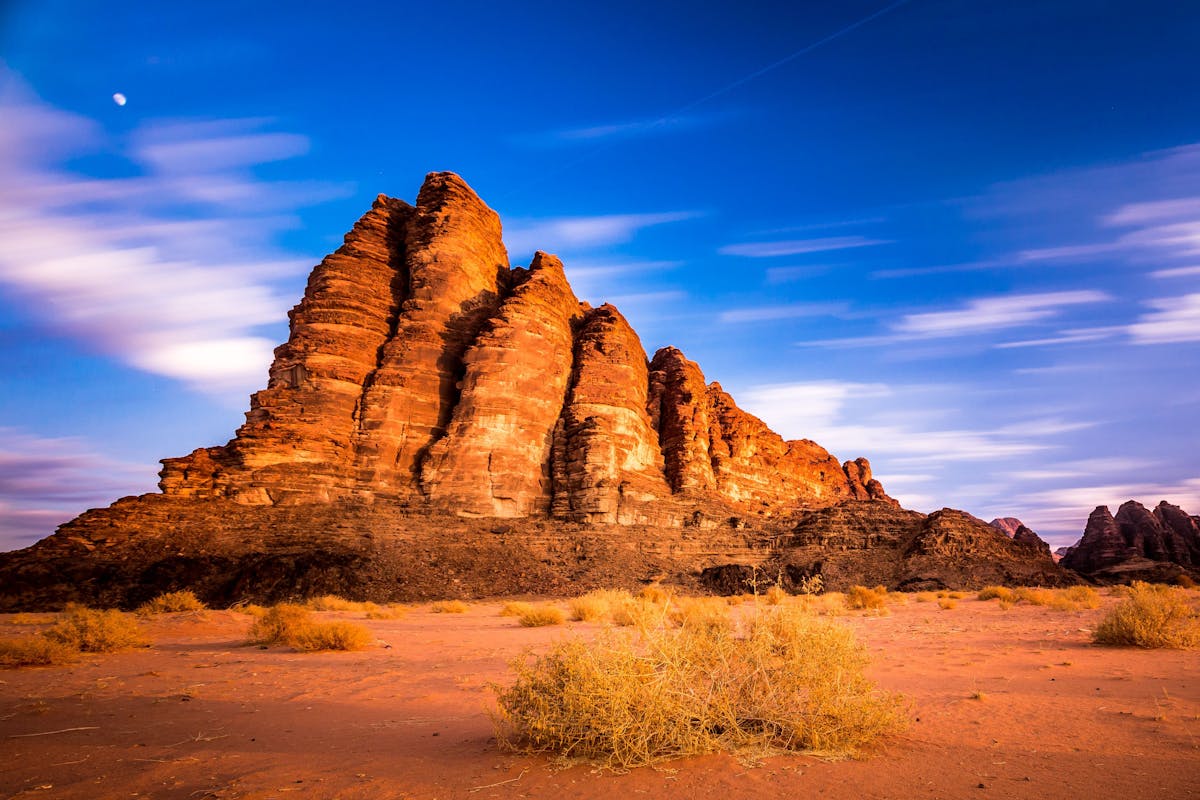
[1060,500,1200,582]
[0,173,1068,609]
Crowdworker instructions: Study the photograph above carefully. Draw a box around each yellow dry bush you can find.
[518,605,566,627]
[668,598,731,634]
[796,591,846,616]
[997,599,1014,611]
[305,595,380,613]
[846,585,888,611]
[724,594,746,606]
[937,598,957,610]
[1093,582,1200,649]
[492,606,906,769]
[764,585,789,606]
[913,592,937,603]
[639,584,674,605]
[44,605,147,652]
[431,600,470,614]
[1050,586,1101,611]
[1014,587,1057,606]
[946,591,966,600]
[248,604,372,651]
[137,590,206,615]
[568,590,632,622]
[978,586,1016,603]
[236,603,268,617]
[611,598,664,628]
[365,604,409,620]
[0,635,78,667]
[4,613,56,626]
[287,620,373,652]
[500,601,535,617]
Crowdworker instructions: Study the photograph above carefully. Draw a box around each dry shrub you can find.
[305,595,380,613]
[997,599,1014,611]
[612,598,664,628]
[846,585,888,611]
[725,594,747,607]
[5,613,55,626]
[937,598,957,610]
[236,603,268,617]
[519,605,566,627]
[492,606,906,769]
[569,590,633,622]
[365,604,409,620]
[668,598,731,634]
[1051,586,1101,611]
[44,605,147,652]
[431,600,470,614]
[248,604,372,651]
[764,585,789,606]
[794,574,824,595]
[288,620,373,652]
[978,586,1016,603]
[946,591,966,600]
[1014,587,1056,607]
[0,636,78,667]
[913,592,937,603]
[796,592,846,616]
[137,590,205,615]
[1093,582,1200,649]
[501,601,535,617]
[639,584,674,605]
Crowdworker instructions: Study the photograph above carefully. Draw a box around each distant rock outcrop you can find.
[988,517,1053,558]
[0,172,1068,609]
[1060,500,1200,582]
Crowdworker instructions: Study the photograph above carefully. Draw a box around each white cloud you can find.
[719,236,888,258]
[514,111,729,147]
[504,211,700,255]
[1128,293,1200,344]
[0,71,348,398]
[1152,265,1200,278]
[718,302,847,324]
[894,290,1111,337]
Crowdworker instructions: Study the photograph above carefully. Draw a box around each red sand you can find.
[2,596,1198,799]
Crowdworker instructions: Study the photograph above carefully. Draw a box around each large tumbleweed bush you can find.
[1093,582,1200,648]
[492,605,906,769]
[137,590,206,615]
[44,605,147,652]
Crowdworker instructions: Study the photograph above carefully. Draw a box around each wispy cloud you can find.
[0,71,348,398]
[514,111,730,148]
[1152,265,1200,278]
[0,429,156,551]
[504,211,701,256]
[895,291,1111,337]
[718,302,848,324]
[1128,293,1200,344]
[720,236,888,258]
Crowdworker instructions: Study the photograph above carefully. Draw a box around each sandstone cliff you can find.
[1060,500,1200,582]
[0,172,1068,609]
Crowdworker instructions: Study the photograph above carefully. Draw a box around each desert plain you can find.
[2,591,1198,800]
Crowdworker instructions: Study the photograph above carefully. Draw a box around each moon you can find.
[112,93,127,107]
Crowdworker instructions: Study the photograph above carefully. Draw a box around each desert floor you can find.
[1,594,1198,800]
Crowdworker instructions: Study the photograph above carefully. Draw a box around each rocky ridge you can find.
[0,172,1069,609]
[1060,500,1200,582]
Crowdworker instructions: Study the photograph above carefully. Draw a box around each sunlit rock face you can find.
[1059,500,1200,581]
[157,172,883,522]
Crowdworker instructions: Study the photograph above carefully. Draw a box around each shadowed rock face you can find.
[0,172,1072,608]
[1060,500,1200,581]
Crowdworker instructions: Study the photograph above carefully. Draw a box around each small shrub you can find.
[237,603,268,617]
[612,598,663,628]
[937,598,957,610]
[431,600,470,614]
[794,574,824,595]
[846,585,888,611]
[1093,582,1200,648]
[518,605,566,627]
[305,595,381,613]
[288,620,373,652]
[764,585,789,606]
[946,591,966,600]
[500,601,535,617]
[997,599,1014,611]
[44,605,147,652]
[913,592,937,603]
[667,598,731,633]
[137,590,206,615]
[568,593,612,622]
[365,604,409,620]
[1052,586,1101,611]
[639,585,674,605]
[5,613,56,626]
[0,636,78,667]
[248,604,313,646]
[492,606,906,768]
[978,586,1016,603]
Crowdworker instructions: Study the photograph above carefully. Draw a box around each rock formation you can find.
[988,517,1052,558]
[1060,500,1200,582]
[0,172,1070,609]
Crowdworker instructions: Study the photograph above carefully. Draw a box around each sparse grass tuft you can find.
[764,585,789,606]
[937,598,958,610]
[44,605,147,652]
[137,590,206,615]
[639,584,674,605]
[1013,587,1056,606]
[1093,582,1200,649]
[978,586,1016,603]
[913,592,937,603]
[4,613,56,626]
[431,600,470,614]
[492,605,906,769]
[568,590,633,622]
[305,595,381,613]
[518,605,566,627]
[500,601,535,618]
[1053,586,1101,611]
[248,604,372,651]
[612,598,664,628]
[0,636,79,667]
[365,604,408,620]
[667,598,731,634]
[846,585,889,611]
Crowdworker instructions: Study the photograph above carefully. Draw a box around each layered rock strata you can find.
[1061,500,1200,581]
[0,171,1072,608]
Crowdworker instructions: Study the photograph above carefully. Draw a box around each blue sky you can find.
[2,0,1198,551]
